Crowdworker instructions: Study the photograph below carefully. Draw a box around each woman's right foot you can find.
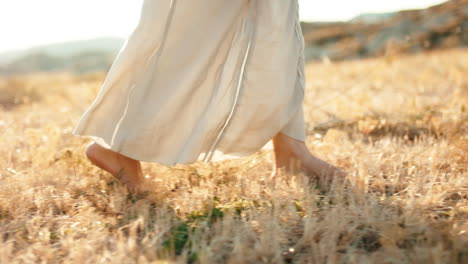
[272,133,346,189]
[85,142,144,194]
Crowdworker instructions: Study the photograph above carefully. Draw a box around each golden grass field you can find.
[0,48,467,263]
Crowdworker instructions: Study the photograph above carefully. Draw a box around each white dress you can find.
[72,0,306,166]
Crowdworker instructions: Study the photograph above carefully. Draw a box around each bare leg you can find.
[85,142,144,194]
[272,132,345,187]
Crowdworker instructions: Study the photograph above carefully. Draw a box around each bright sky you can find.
[0,0,447,53]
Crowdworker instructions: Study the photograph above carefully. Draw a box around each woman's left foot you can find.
[86,142,145,194]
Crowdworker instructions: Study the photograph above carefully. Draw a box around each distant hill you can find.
[0,37,124,75]
[350,13,396,24]
[0,0,466,75]
[301,0,467,61]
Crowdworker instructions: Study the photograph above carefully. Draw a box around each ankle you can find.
[85,143,121,174]
[85,143,102,164]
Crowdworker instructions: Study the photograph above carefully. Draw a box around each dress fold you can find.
[72,0,307,166]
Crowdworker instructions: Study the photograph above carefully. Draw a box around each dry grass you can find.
[0,48,467,263]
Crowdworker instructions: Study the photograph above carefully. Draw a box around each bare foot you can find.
[272,132,347,190]
[85,142,145,194]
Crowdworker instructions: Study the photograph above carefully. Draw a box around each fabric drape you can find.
[72,0,307,166]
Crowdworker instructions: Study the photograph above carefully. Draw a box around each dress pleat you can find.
[72,0,307,166]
